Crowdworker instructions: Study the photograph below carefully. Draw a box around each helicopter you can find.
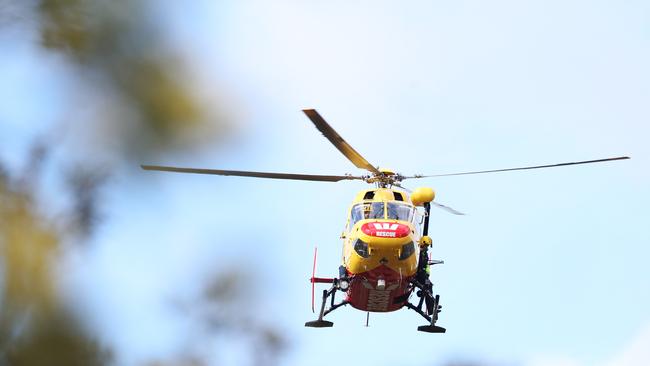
[142,109,629,333]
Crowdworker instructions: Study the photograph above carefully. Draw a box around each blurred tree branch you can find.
[162,269,287,366]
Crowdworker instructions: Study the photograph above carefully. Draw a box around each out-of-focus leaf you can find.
[0,182,58,314]
[39,0,92,59]
[64,165,109,238]
[37,0,229,160]
[167,269,287,366]
[0,177,111,365]
[4,314,111,366]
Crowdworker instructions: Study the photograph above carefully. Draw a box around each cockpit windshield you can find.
[349,202,415,227]
[387,202,414,222]
[350,203,384,226]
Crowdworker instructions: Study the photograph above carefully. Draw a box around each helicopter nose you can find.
[363,238,411,265]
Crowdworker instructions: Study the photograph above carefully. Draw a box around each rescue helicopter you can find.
[142,109,629,333]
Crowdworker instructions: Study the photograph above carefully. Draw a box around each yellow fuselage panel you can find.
[352,188,405,202]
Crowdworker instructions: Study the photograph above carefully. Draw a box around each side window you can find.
[350,206,364,226]
[413,207,424,234]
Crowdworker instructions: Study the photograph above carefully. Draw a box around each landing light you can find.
[377,279,386,290]
[339,280,349,291]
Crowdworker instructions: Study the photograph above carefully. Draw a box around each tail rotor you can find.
[311,247,318,313]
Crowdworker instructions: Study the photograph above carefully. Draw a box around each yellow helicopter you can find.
[142,109,629,333]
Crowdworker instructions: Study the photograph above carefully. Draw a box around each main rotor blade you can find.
[392,183,412,193]
[405,156,630,179]
[303,109,381,175]
[141,165,363,182]
[393,183,465,215]
[432,201,465,216]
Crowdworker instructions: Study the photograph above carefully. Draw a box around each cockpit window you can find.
[350,203,385,226]
[387,202,414,222]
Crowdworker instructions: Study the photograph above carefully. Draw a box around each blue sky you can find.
[2,1,649,365]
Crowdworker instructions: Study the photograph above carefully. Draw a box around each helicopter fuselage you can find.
[341,188,423,312]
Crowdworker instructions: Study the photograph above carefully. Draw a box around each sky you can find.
[2,0,649,365]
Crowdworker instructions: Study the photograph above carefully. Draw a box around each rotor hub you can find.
[364,170,405,188]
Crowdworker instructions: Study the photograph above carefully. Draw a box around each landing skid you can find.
[405,281,446,333]
[304,320,333,328]
[417,325,446,333]
[305,282,349,328]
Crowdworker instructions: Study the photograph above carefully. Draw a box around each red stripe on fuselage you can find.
[346,265,413,312]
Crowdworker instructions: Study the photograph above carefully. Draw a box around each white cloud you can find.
[605,323,650,366]
[527,356,584,366]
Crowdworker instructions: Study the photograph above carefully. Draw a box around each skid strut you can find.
[305,279,349,328]
[406,279,446,333]
[406,268,445,332]
[405,201,446,333]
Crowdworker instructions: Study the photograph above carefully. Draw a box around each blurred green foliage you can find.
[1,0,284,365]
[37,0,227,160]
[0,174,111,365]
